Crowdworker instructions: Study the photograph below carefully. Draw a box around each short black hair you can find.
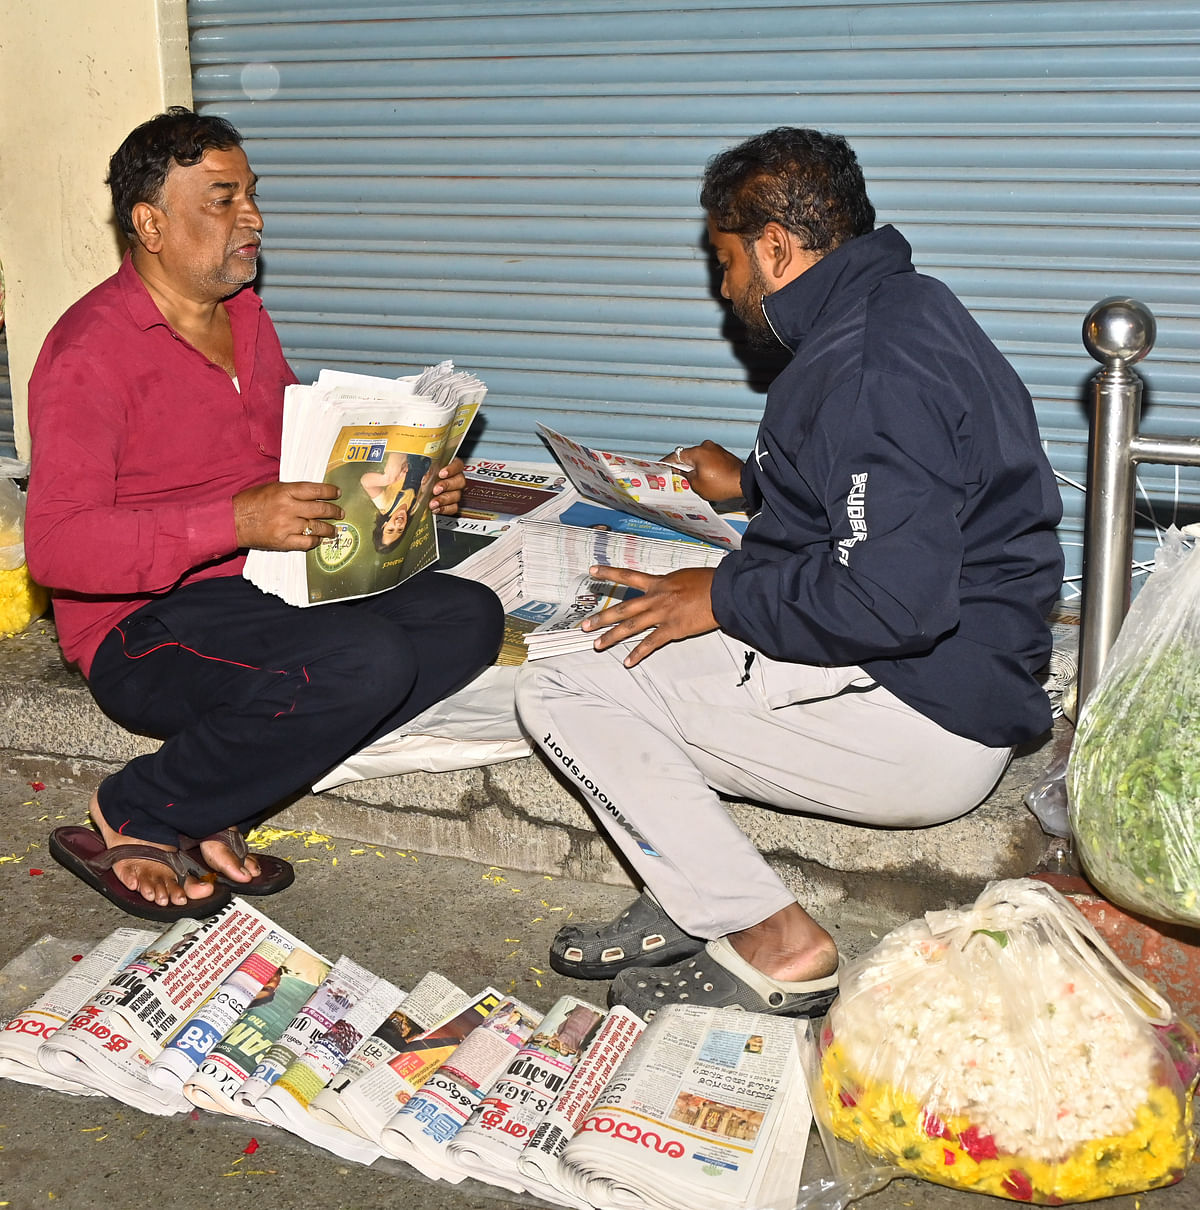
[700,127,875,255]
[107,106,244,242]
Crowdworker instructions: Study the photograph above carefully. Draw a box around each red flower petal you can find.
[243,1138,259,1155]
[1002,1169,1034,1201]
[29,868,43,876]
[29,781,45,792]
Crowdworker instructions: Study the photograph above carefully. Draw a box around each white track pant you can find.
[515,630,1011,939]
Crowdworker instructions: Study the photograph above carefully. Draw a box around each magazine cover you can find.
[304,424,443,604]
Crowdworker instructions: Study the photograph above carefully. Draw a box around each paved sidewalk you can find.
[0,754,1194,1210]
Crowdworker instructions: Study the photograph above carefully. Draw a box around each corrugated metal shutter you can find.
[188,0,1200,590]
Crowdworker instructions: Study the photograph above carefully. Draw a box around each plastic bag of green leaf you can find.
[1067,527,1200,926]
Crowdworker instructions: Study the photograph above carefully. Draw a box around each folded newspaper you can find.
[245,361,485,607]
[2,905,816,1210]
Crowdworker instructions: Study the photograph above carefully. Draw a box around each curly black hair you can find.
[700,127,875,255]
[107,106,243,242]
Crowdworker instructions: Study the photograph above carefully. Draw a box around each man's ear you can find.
[758,221,820,286]
[131,201,164,253]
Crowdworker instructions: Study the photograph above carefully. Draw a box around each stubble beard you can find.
[731,254,778,347]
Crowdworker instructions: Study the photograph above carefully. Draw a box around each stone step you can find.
[0,622,1060,933]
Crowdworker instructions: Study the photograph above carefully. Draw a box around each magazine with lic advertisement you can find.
[245,362,485,607]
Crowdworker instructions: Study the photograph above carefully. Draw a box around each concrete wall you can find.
[0,0,191,457]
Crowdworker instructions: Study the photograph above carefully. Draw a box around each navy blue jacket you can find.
[709,225,1063,747]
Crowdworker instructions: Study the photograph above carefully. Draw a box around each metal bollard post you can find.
[1078,298,1200,706]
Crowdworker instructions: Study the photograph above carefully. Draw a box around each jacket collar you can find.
[762,224,914,352]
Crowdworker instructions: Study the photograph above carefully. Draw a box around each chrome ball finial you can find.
[1082,297,1156,366]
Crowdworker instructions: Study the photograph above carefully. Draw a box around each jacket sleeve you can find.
[710,370,966,666]
[24,345,237,596]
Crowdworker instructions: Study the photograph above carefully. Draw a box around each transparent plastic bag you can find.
[808,878,1199,1205]
[0,475,48,636]
[1067,527,1200,926]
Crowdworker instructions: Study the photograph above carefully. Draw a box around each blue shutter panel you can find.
[189,1,1200,587]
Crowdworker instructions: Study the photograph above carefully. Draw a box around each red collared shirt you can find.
[25,254,296,676]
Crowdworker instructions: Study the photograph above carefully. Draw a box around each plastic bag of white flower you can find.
[803,878,1199,1206]
[1067,527,1200,927]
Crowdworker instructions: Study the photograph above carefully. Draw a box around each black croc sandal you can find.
[608,937,840,1021]
[549,890,705,979]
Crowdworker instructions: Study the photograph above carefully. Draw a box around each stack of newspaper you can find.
[245,361,485,608]
[0,906,815,1210]
[435,458,575,609]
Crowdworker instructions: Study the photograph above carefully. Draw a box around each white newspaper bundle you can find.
[182,943,331,1119]
[38,901,272,1116]
[517,1006,646,1207]
[306,979,492,1148]
[558,1004,813,1210]
[0,927,158,1095]
[254,973,406,1164]
[447,994,604,1194]
[522,574,640,661]
[379,996,541,1183]
[235,953,376,1112]
[147,925,301,1094]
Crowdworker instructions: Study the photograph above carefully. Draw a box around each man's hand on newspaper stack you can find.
[234,481,344,551]
[582,565,717,667]
[428,456,467,515]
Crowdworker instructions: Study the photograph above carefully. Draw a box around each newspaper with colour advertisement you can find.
[447,994,605,1194]
[244,361,484,607]
[0,926,158,1095]
[147,924,302,1094]
[437,459,573,598]
[309,984,499,1148]
[182,942,331,1119]
[516,1006,647,1207]
[254,973,406,1164]
[557,1004,813,1210]
[379,996,541,1182]
[234,953,376,1112]
[537,423,744,551]
[35,902,273,1116]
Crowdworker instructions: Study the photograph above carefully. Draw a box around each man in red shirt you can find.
[25,108,503,921]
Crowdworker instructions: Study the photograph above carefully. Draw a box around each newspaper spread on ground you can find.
[537,424,744,552]
[379,996,541,1182]
[254,973,405,1164]
[0,926,158,1095]
[33,910,251,1117]
[104,900,274,1051]
[234,953,375,1112]
[306,975,482,1143]
[148,925,301,1094]
[182,943,331,1119]
[245,361,483,607]
[517,1006,646,1207]
[557,1004,812,1210]
[448,994,605,1194]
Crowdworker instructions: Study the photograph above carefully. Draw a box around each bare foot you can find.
[726,901,839,983]
[89,793,219,909]
[197,829,262,886]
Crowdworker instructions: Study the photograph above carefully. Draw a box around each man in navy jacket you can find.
[516,127,1063,1019]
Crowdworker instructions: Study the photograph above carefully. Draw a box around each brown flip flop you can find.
[48,825,233,923]
[179,827,295,896]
